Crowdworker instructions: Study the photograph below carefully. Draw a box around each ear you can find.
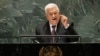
[45,14,49,20]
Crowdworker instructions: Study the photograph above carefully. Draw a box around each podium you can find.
[20,35,81,44]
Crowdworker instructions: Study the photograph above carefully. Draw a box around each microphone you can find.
[34,40,40,44]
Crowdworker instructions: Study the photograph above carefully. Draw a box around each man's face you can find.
[46,7,60,26]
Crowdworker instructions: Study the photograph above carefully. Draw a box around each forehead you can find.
[47,7,59,13]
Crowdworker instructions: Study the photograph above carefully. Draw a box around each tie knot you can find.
[52,26,56,29]
[51,25,56,35]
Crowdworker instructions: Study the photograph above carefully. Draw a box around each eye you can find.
[49,13,52,16]
[54,12,57,15]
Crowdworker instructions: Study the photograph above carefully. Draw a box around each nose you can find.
[52,14,56,18]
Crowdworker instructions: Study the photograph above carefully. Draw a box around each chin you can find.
[52,23,57,26]
[50,21,58,25]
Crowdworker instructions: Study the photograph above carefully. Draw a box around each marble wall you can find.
[0,0,100,43]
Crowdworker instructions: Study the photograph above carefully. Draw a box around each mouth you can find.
[52,18,56,20]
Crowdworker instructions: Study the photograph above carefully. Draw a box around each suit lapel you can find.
[43,22,52,42]
[56,21,62,35]
[44,21,64,43]
[44,21,62,35]
[44,21,51,35]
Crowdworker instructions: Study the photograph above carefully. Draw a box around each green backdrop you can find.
[0,0,100,43]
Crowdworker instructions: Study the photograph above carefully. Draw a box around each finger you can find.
[60,15,68,23]
[63,19,66,22]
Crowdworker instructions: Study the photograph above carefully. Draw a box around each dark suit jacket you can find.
[35,21,79,43]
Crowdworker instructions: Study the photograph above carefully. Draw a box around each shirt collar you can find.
[49,23,57,32]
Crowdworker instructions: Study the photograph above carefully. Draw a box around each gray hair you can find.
[44,3,60,14]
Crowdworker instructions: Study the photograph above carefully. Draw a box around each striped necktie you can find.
[51,26,56,43]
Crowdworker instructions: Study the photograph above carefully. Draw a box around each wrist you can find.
[64,24,70,29]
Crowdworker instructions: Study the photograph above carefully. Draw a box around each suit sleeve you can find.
[66,22,78,35]
[35,26,43,43]
[64,22,80,42]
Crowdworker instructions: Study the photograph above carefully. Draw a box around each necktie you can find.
[51,26,56,43]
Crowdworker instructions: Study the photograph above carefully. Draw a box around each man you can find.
[35,3,79,43]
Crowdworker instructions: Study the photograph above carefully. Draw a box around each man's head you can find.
[45,3,60,26]
[39,46,63,56]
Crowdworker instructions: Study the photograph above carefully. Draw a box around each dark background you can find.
[0,44,98,56]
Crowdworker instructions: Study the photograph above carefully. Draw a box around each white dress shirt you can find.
[49,23,70,33]
[49,24,57,33]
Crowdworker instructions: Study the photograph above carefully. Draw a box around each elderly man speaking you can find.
[35,3,79,44]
